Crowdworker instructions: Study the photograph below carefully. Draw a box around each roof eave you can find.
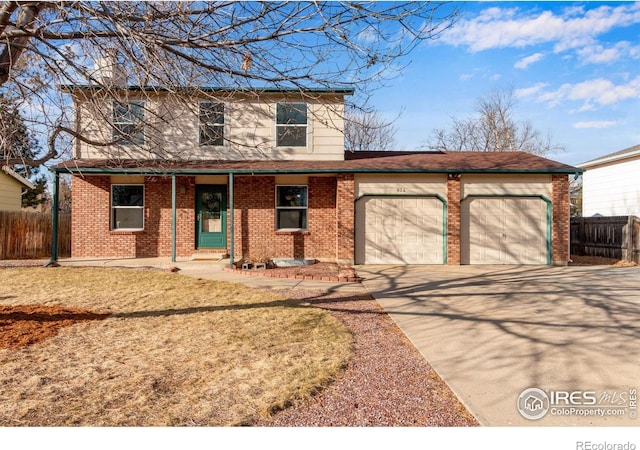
[59,85,355,96]
[580,148,640,168]
[52,166,582,176]
[1,166,35,189]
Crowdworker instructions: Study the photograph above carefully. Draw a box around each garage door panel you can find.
[357,196,444,264]
[462,197,547,265]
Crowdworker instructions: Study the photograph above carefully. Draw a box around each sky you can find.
[369,1,640,166]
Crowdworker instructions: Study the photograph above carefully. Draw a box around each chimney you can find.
[92,48,126,86]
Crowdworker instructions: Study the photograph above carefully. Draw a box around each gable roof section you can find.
[53,151,580,175]
[1,166,35,189]
[580,144,640,169]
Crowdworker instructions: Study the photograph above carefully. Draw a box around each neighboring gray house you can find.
[581,144,640,217]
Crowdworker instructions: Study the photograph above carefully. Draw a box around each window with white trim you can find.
[111,184,144,230]
[276,185,308,230]
[276,103,307,147]
[199,102,224,146]
[113,101,145,145]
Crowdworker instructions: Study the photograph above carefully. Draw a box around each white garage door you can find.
[356,197,444,264]
[461,197,548,264]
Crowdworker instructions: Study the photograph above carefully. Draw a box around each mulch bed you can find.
[226,261,362,282]
[0,305,109,350]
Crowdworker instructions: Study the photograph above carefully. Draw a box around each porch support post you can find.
[171,173,177,263]
[45,170,60,267]
[229,172,234,268]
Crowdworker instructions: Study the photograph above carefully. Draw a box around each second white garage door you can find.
[356,196,445,264]
[461,197,549,265]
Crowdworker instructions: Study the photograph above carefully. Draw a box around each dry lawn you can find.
[0,267,352,426]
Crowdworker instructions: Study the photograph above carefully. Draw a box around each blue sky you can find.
[369,1,640,166]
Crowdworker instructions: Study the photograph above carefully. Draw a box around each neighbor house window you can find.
[111,185,144,230]
[199,102,224,146]
[276,185,308,230]
[276,103,307,147]
[113,101,145,145]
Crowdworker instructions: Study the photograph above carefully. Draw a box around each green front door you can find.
[196,185,227,249]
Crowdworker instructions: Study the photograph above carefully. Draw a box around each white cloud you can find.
[573,121,617,129]
[440,3,640,53]
[537,76,640,109]
[577,41,640,64]
[515,82,549,98]
[514,52,545,69]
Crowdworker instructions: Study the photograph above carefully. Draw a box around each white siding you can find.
[461,174,552,198]
[355,174,447,198]
[74,92,346,161]
[583,158,640,217]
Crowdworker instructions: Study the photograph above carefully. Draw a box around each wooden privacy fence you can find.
[0,211,71,260]
[570,215,640,263]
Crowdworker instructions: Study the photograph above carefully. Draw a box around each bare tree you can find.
[426,88,564,156]
[0,1,459,166]
[344,107,398,152]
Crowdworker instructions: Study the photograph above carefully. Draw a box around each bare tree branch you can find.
[0,1,460,167]
[425,87,565,156]
[344,106,398,152]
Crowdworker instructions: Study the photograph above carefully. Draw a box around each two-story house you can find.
[53,85,580,266]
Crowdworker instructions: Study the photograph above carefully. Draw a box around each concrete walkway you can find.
[357,264,640,426]
[59,257,366,293]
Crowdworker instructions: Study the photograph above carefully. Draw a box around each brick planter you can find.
[223,267,361,283]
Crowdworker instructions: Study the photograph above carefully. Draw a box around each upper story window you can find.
[199,102,224,146]
[276,103,307,147]
[113,101,145,145]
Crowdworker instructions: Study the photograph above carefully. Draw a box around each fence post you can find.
[45,171,60,267]
[625,215,634,262]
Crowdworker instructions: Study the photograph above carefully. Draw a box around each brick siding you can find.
[336,174,355,263]
[232,175,347,261]
[446,175,461,265]
[71,175,195,258]
[72,174,353,262]
[551,174,570,265]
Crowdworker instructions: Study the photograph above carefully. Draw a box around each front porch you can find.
[51,169,355,266]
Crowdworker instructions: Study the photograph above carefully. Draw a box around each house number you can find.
[397,188,406,193]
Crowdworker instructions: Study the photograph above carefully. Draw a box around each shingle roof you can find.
[580,144,640,168]
[53,151,580,175]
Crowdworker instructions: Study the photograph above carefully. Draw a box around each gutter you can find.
[53,166,582,176]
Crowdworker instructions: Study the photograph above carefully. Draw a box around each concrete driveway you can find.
[357,265,640,426]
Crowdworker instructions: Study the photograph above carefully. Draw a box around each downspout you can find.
[45,170,60,267]
[171,173,176,263]
[229,172,234,268]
